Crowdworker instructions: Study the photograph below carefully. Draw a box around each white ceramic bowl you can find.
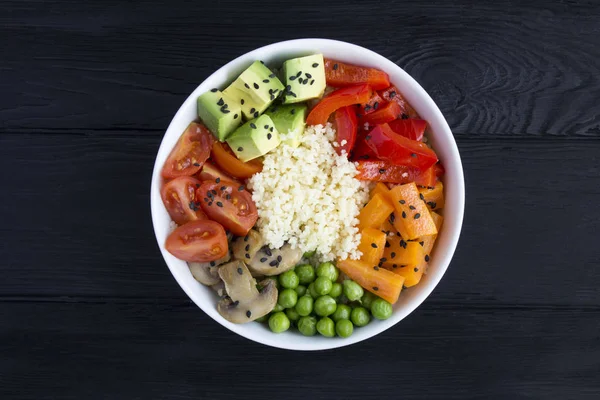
[150,38,465,351]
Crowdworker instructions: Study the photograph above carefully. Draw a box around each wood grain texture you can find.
[1,302,599,400]
[1,134,599,308]
[1,0,600,136]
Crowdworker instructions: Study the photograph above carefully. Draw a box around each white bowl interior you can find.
[150,39,465,350]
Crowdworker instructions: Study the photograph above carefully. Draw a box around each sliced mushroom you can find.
[188,251,231,286]
[217,260,277,323]
[211,281,226,297]
[247,243,302,276]
[231,229,264,262]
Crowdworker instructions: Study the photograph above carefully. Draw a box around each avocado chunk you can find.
[223,61,285,120]
[264,104,306,148]
[197,89,242,141]
[226,114,281,162]
[282,54,326,104]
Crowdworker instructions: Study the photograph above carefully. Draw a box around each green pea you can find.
[332,304,351,322]
[329,282,342,298]
[295,284,307,297]
[335,319,354,338]
[303,250,316,258]
[278,288,298,309]
[360,291,377,309]
[314,295,337,317]
[295,295,314,316]
[268,312,290,333]
[308,282,320,298]
[371,298,393,320]
[254,314,268,323]
[295,264,316,284]
[278,270,299,289]
[316,317,335,337]
[342,280,364,301]
[272,303,285,312]
[286,307,300,322]
[297,316,317,336]
[351,306,371,327]
[314,276,332,296]
[316,262,339,281]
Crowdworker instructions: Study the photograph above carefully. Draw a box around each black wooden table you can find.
[2,1,599,398]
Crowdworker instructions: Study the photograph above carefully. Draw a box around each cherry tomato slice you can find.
[197,161,239,185]
[160,176,206,225]
[161,122,214,179]
[211,142,263,179]
[165,219,228,262]
[197,181,258,236]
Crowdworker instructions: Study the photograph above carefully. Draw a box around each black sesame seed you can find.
[428,201,437,209]
[296,71,302,78]
[372,286,379,291]
[264,247,272,256]
[208,202,213,206]
[269,260,278,267]
[389,91,396,98]
[195,183,201,188]
[204,197,209,202]
[225,194,231,200]
[239,185,245,191]
[414,213,421,219]
[211,190,217,195]
[303,79,309,84]
[373,102,379,110]
[263,79,270,83]
[419,193,425,201]
[264,124,269,129]
[373,266,379,271]
[221,108,230,114]
[400,240,407,249]
[402,211,407,218]
[244,83,250,89]
[245,253,250,259]
[402,113,409,119]
[267,133,272,140]
[237,267,243,275]
[425,255,430,262]
[277,255,282,262]
[305,73,312,78]
[419,241,424,247]
[246,310,252,318]
[210,261,216,267]
[414,267,419,272]
[289,75,297,81]
[210,88,218,93]
[290,108,296,114]
[365,135,371,141]
[254,112,259,118]
[333,63,338,70]
[400,265,407,268]
[250,123,257,129]
[270,94,275,100]
[411,153,417,158]
[241,99,245,105]
[385,241,391,248]
[253,83,259,89]
[237,146,244,152]
[285,85,292,92]
[269,73,276,78]
[260,257,267,263]
[217,98,224,106]
[390,213,396,223]
[312,63,319,68]
[270,127,274,132]
[245,244,250,251]
[233,300,239,306]
[392,264,398,268]
[250,107,256,114]
[391,252,396,258]
[193,163,200,167]
[364,105,372,112]
[379,168,386,174]
[310,80,315,85]
[216,202,223,208]
[371,243,378,248]
[289,92,297,98]
[409,205,416,210]
[380,257,387,263]
[215,177,221,183]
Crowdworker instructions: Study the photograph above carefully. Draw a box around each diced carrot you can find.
[370,182,390,199]
[380,215,395,234]
[358,228,386,266]
[389,183,437,240]
[392,265,423,287]
[357,193,394,230]
[414,212,444,275]
[419,181,444,211]
[337,259,405,304]
[382,236,424,268]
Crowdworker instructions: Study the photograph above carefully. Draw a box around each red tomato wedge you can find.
[211,142,263,180]
[165,219,228,262]
[365,123,438,170]
[306,84,372,126]
[160,176,207,225]
[360,102,402,127]
[162,122,214,179]
[333,106,359,155]
[387,119,427,141]
[197,161,239,184]
[379,86,419,119]
[324,59,391,90]
[355,160,438,187]
[197,181,258,236]
[358,91,386,116]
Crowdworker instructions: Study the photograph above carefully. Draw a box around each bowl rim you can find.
[150,38,465,351]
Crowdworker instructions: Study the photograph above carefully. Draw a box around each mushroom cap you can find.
[231,229,264,262]
[217,260,277,323]
[188,251,231,286]
[247,243,303,276]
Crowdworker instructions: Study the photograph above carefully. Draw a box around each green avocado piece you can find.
[282,54,326,104]
[223,61,285,120]
[197,89,242,141]
[264,104,306,148]
[226,114,281,162]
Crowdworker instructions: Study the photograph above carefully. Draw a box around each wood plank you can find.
[0,302,598,399]
[1,134,599,306]
[1,0,600,136]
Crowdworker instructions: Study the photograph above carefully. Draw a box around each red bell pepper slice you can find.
[306,84,372,126]
[379,86,419,119]
[360,102,402,128]
[351,135,378,161]
[324,59,391,90]
[355,160,438,187]
[333,106,358,156]
[387,119,427,141]
[365,123,438,170]
[358,92,386,116]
